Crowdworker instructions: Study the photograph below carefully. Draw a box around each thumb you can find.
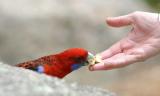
[106,14,133,27]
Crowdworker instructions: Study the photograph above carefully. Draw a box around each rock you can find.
[0,62,115,96]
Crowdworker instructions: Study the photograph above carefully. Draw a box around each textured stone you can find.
[0,62,115,96]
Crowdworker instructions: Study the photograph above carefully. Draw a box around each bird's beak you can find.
[84,52,102,66]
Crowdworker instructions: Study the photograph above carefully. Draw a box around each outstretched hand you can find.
[90,11,160,71]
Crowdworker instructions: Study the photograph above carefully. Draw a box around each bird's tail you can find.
[16,59,41,71]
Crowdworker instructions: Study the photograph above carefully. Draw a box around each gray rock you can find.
[0,62,115,96]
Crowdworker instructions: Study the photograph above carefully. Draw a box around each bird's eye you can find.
[75,56,83,62]
[76,56,81,60]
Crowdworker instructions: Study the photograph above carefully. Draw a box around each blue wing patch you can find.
[36,65,44,73]
[71,64,82,71]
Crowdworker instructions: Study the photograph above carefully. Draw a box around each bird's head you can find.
[59,48,101,71]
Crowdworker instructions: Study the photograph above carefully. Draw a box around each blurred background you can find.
[0,0,160,96]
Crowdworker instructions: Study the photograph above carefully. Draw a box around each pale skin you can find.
[90,11,160,71]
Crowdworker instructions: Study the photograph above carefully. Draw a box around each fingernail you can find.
[89,65,94,71]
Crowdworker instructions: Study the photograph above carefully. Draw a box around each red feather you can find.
[16,48,88,78]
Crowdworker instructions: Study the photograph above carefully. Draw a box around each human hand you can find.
[90,11,160,71]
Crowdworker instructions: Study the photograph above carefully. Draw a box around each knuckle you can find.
[136,54,147,62]
[134,49,147,62]
[103,62,115,69]
[103,60,126,69]
[130,11,142,21]
[132,11,141,16]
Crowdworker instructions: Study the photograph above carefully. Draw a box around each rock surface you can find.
[0,62,115,96]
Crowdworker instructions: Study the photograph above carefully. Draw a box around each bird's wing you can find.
[16,55,58,71]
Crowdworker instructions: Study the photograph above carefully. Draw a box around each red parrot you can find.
[16,48,95,78]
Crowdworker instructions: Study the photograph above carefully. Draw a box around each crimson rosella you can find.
[16,48,100,78]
